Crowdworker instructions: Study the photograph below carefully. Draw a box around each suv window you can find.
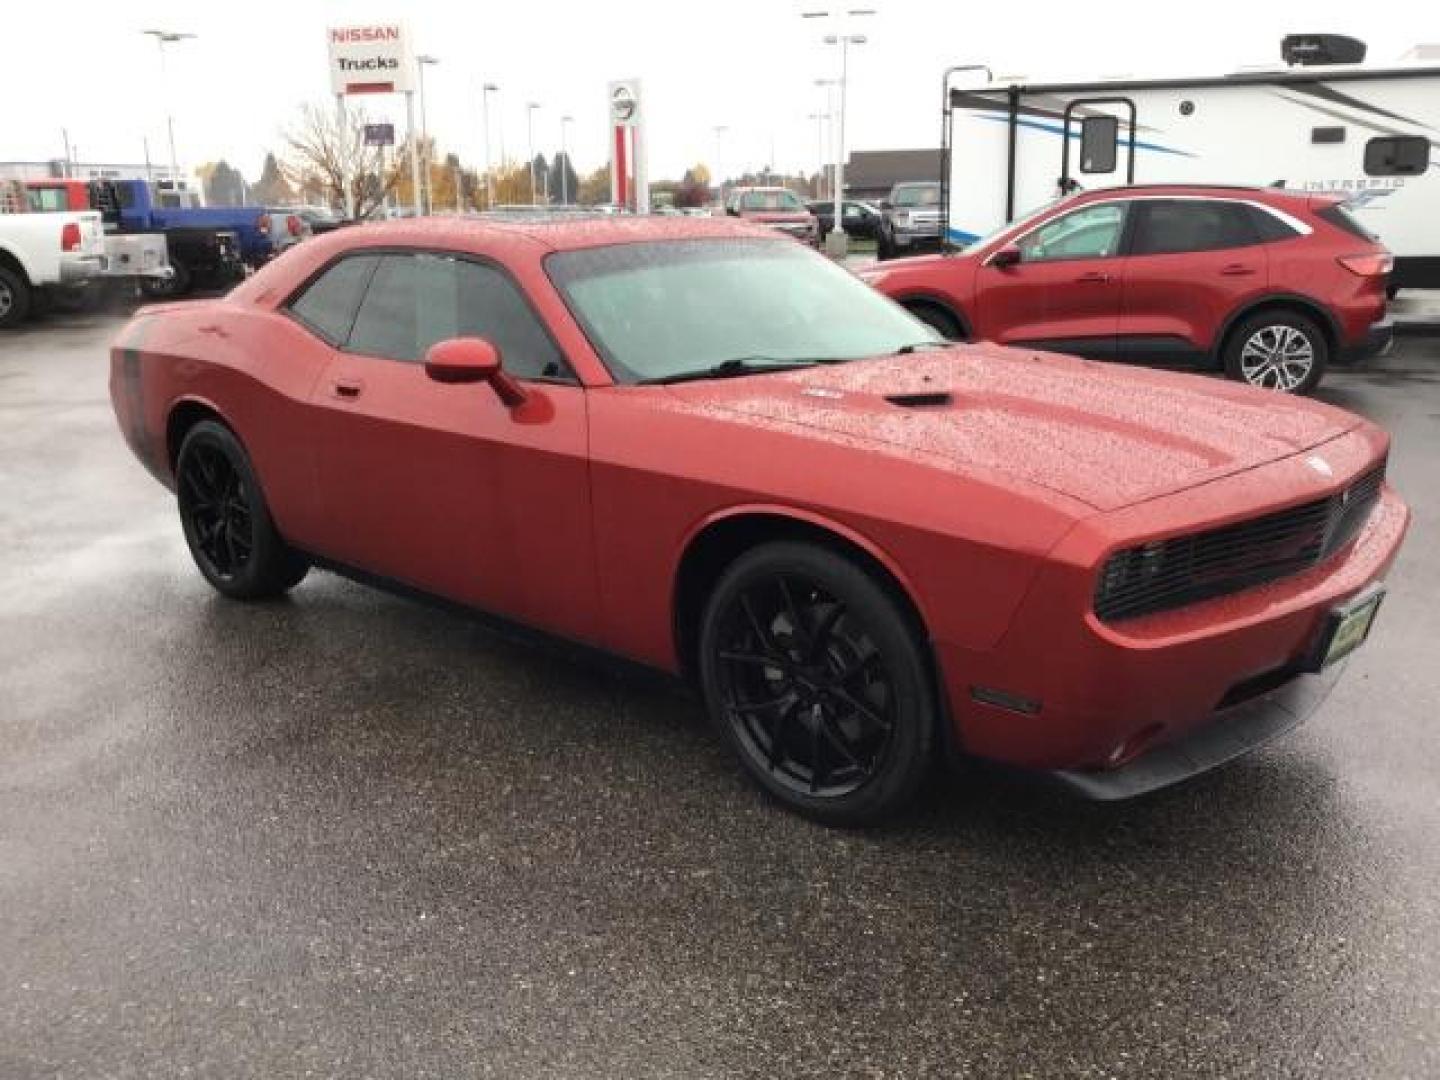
[347,252,569,379]
[1018,203,1126,262]
[1130,200,1258,255]
[740,190,803,212]
[891,184,940,208]
[288,255,379,344]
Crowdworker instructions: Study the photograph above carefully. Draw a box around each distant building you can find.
[844,149,943,201]
[0,160,188,185]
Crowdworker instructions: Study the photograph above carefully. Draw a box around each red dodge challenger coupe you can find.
[110,216,1408,824]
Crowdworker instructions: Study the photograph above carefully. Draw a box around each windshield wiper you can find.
[639,356,818,385]
[892,340,951,355]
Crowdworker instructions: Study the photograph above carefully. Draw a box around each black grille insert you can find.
[1096,462,1385,622]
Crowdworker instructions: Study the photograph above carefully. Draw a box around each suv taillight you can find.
[286,214,302,237]
[61,221,81,251]
[1337,253,1393,277]
[258,213,272,233]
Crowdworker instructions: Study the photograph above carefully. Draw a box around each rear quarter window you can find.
[1245,205,1303,243]
[1316,203,1379,242]
[287,255,379,345]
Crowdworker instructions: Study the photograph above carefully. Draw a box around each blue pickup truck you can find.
[109,180,276,283]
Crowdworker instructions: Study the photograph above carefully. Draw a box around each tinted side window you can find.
[1246,205,1302,243]
[347,253,568,379]
[288,255,378,344]
[1364,136,1429,176]
[1130,200,1257,255]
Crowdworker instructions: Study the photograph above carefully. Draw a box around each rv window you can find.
[1130,200,1258,256]
[1311,127,1346,145]
[1363,136,1429,177]
[1079,116,1119,174]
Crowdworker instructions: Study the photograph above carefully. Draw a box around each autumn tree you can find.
[253,152,294,205]
[197,160,247,206]
[282,102,404,219]
[577,163,612,206]
[548,152,580,205]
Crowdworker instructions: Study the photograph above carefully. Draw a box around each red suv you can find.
[860,184,1393,394]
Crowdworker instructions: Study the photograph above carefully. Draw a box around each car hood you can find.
[741,211,812,224]
[663,346,1361,512]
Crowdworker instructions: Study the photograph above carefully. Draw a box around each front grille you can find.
[1095,462,1386,622]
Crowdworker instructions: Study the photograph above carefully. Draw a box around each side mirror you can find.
[424,337,527,407]
[986,244,1022,269]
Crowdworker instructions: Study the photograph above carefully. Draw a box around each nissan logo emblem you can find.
[612,86,636,123]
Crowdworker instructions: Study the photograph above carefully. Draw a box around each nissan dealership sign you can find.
[327,24,413,95]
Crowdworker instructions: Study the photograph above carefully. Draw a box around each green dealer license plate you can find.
[1317,585,1385,669]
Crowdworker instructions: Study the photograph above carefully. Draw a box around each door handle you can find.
[1221,264,1257,276]
[1075,271,1111,284]
[332,378,364,399]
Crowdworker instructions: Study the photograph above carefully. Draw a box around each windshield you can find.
[892,184,940,208]
[740,190,804,212]
[546,238,936,383]
[961,198,1064,251]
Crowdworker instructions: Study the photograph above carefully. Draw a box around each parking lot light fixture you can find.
[804,8,875,256]
[142,29,196,193]
[527,102,542,204]
[559,116,576,205]
[482,83,499,208]
[713,125,729,209]
[416,54,440,214]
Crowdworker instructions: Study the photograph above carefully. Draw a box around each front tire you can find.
[175,420,309,599]
[698,542,936,826]
[1223,310,1327,394]
[142,257,191,299]
[905,302,965,342]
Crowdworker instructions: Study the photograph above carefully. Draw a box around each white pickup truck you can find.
[0,195,107,329]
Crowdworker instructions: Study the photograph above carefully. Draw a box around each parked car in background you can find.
[725,186,818,245]
[111,215,1407,824]
[284,206,347,235]
[807,199,882,243]
[877,181,942,259]
[27,178,247,298]
[266,210,311,255]
[860,183,1393,394]
[0,188,105,327]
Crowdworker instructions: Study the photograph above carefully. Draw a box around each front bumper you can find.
[1340,315,1394,364]
[933,434,1409,794]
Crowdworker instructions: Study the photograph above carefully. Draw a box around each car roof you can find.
[1074,183,1308,204]
[294,213,783,257]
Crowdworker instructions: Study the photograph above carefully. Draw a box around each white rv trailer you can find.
[940,52,1440,288]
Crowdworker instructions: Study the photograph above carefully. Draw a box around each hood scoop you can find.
[885,390,953,409]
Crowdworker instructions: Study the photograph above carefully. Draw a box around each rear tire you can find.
[697,542,936,826]
[142,257,191,299]
[0,266,32,329]
[175,420,309,599]
[1222,310,1328,394]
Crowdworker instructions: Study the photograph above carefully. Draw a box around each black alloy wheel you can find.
[699,542,935,825]
[176,420,309,599]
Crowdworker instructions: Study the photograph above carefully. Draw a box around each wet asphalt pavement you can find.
[2,312,1438,1079]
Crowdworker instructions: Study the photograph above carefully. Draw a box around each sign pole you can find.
[336,93,355,220]
[406,91,422,217]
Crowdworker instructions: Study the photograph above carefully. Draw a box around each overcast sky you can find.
[3,1,1432,185]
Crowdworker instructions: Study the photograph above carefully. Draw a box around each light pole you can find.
[814,78,838,200]
[806,111,830,199]
[526,102,542,204]
[803,8,874,256]
[560,115,574,205]
[415,54,440,214]
[482,82,499,208]
[142,29,195,193]
[712,124,728,209]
